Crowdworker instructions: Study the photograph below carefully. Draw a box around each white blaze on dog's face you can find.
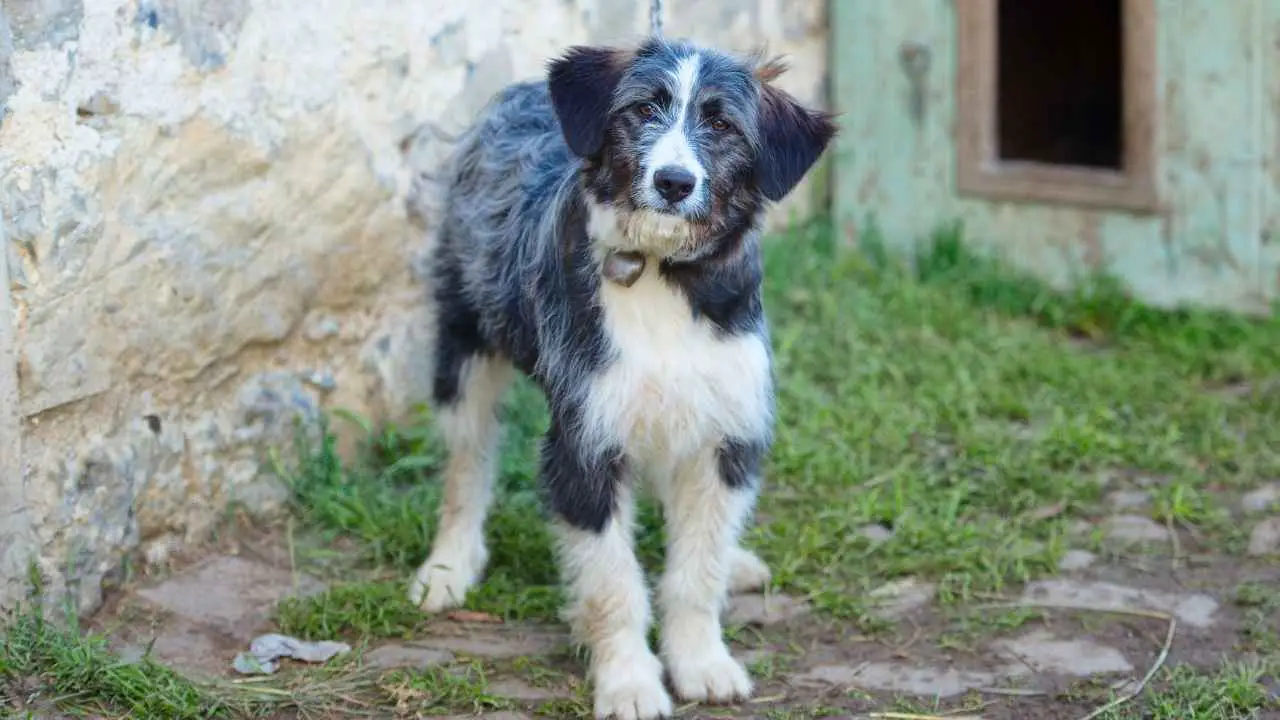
[547,38,838,260]
[639,54,708,217]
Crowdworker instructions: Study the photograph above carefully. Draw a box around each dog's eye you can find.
[637,103,658,119]
[709,117,730,132]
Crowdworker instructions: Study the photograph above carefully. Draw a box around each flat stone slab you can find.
[489,679,562,701]
[726,593,811,626]
[1247,517,1280,556]
[137,555,327,639]
[991,630,1133,676]
[797,663,1006,698]
[363,642,455,669]
[1021,579,1219,629]
[1100,515,1170,544]
[427,630,564,659]
[1242,484,1280,514]
[1057,550,1097,572]
[868,578,936,619]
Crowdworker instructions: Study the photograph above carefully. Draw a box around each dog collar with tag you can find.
[601,250,647,288]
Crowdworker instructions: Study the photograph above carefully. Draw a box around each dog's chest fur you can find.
[578,234,772,465]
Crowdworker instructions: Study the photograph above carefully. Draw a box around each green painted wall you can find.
[833,0,1280,314]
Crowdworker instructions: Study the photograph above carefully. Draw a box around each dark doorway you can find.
[995,0,1124,169]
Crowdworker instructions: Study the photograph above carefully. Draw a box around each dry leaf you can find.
[447,610,503,624]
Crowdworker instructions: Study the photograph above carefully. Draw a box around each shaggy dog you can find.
[408,35,836,720]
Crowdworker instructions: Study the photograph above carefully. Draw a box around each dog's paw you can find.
[408,545,486,613]
[727,547,771,594]
[593,653,673,720]
[667,646,752,704]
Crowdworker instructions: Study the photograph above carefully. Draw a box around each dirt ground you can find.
[71,517,1280,720]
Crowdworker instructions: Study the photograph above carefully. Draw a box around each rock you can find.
[0,0,830,615]
[489,679,561,701]
[796,663,1002,698]
[1021,579,1219,629]
[116,618,230,678]
[1101,515,1170,544]
[1106,490,1152,510]
[363,643,456,669]
[427,630,564,659]
[725,593,811,626]
[868,578,936,619]
[991,630,1133,676]
[1057,550,1097,572]
[1246,517,1280,557]
[137,556,327,640]
[1242,484,1280,514]
[858,524,894,544]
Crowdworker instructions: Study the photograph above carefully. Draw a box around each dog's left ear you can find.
[547,46,629,158]
[755,83,838,203]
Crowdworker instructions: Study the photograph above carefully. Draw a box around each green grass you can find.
[281,221,1280,626]
[0,599,219,719]
[8,219,1280,719]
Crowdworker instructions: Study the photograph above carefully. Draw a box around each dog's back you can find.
[431,80,592,382]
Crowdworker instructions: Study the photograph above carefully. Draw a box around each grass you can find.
[7,219,1280,719]
[281,220,1280,626]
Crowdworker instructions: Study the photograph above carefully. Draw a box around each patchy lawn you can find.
[5,221,1280,719]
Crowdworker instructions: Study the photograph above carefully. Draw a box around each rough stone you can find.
[1057,550,1097,572]
[5,0,83,49]
[489,679,562,701]
[1246,517,1280,557]
[1100,515,1170,544]
[868,577,936,619]
[116,617,230,677]
[135,0,250,71]
[796,663,1003,698]
[363,642,455,670]
[991,630,1133,676]
[0,9,14,122]
[1242,484,1280,514]
[725,593,811,627]
[0,0,829,616]
[858,524,895,544]
[428,630,564,659]
[1106,490,1152,510]
[136,556,327,640]
[1021,579,1220,629]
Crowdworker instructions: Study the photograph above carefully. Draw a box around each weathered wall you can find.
[832,0,1280,314]
[0,0,830,614]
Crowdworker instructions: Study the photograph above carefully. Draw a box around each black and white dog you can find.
[408,35,836,720]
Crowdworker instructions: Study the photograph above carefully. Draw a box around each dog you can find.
[408,35,836,720]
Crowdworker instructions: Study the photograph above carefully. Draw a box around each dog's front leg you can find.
[658,440,761,705]
[543,420,672,720]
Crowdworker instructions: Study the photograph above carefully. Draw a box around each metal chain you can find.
[650,0,664,37]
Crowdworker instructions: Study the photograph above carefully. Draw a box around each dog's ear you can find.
[547,46,629,158]
[754,80,838,203]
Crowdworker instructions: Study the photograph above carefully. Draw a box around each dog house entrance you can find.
[956,0,1157,211]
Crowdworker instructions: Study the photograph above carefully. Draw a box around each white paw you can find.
[408,545,486,613]
[593,653,674,720]
[727,547,771,594]
[667,646,753,704]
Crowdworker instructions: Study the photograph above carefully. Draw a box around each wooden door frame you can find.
[955,0,1159,212]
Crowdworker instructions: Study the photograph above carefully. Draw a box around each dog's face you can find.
[548,38,837,259]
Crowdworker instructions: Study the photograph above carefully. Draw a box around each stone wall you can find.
[0,0,829,615]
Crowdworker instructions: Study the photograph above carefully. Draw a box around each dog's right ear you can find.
[547,46,628,158]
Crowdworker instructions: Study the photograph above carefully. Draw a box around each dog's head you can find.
[548,37,837,260]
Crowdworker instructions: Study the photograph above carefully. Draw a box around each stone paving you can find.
[78,511,1280,720]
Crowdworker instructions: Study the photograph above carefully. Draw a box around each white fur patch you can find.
[579,207,772,472]
[557,490,674,720]
[642,53,706,210]
[409,356,513,613]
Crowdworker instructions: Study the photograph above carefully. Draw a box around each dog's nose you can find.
[653,166,696,203]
